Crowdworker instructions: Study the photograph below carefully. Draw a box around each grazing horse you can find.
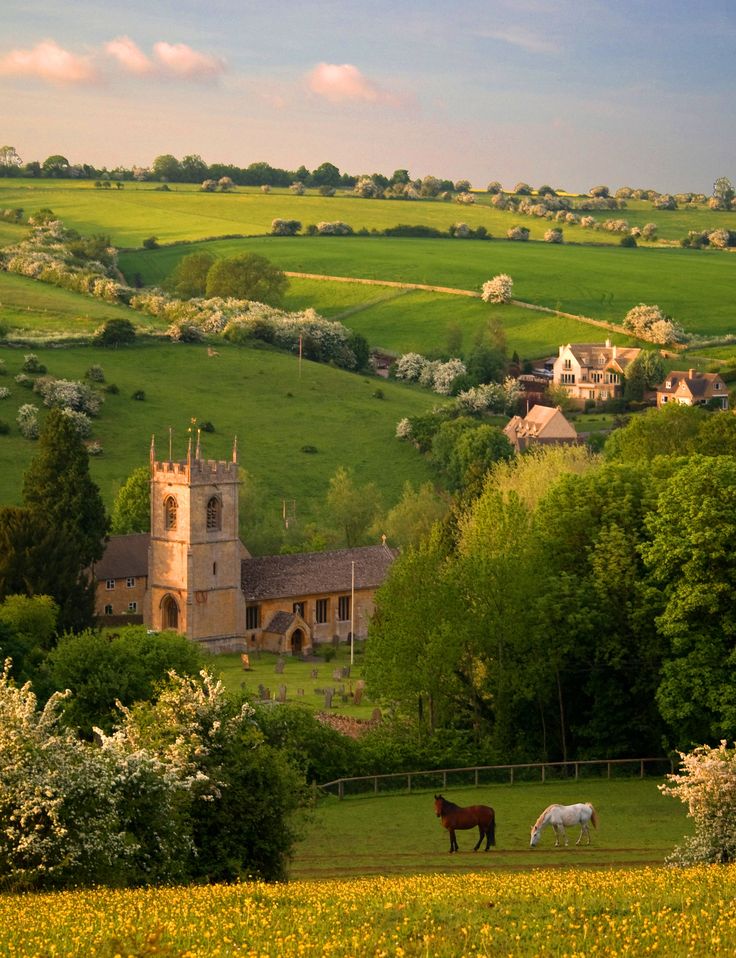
[529,803,598,848]
[433,794,496,853]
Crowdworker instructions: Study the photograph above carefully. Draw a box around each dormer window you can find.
[206,496,222,531]
[665,380,672,389]
[164,495,177,531]
[715,382,721,390]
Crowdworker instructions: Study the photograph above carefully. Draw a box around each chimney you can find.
[688,368,696,379]
[605,338,611,348]
[559,344,564,356]
[612,345,617,359]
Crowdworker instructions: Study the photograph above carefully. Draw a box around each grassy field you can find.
[2,178,736,247]
[0,342,439,526]
[120,235,736,338]
[4,865,735,957]
[293,778,687,877]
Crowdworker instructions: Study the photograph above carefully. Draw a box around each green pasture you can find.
[215,644,375,719]
[291,777,688,878]
[2,178,735,247]
[0,271,153,338]
[120,235,736,339]
[0,341,439,528]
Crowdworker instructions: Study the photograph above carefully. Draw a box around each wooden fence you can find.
[320,757,673,800]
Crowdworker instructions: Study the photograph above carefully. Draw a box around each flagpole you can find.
[350,560,355,666]
[299,335,303,380]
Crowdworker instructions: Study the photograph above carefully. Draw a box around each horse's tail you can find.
[589,804,599,830]
[488,810,496,846]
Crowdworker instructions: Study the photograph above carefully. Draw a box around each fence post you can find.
[474,768,478,787]
[542,764,546,783]
[575,762,579,781]
[607,762,611,779]
[510,767,514,785]
[640,760,644,778]
[443,770,447,788]
[374,777,378,795]
[339,780,344,800]
[408,773,412,793]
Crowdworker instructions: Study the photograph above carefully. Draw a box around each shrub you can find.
[104,383,119,395]
[14,374,33,389]
[506,226,529,241]
[0,387,9,400]
[60,408,92,438]
[481,274,513,304]
[85,364,105,383]
[486,181,502,194]
[94,318,136,347]
[131,390,146,401]
[315,221,353,235]
[544,228,563,243]
[142,236,159,249]
[513,182,532,195]
[660,741,736,864]
[271,219,301,236]
[22,354,46,374]
[620,234,637,247]
[0,420,9,435]
[199,420,215,433]
[623,303,685,345]
[289,182,305,195]
[0,360,5,375]
[16,403,39,439]
[34,378,103,416]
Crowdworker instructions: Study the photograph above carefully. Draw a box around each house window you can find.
[105,579,115,591]
[665,380,672,389]
[563,358,572,370]
[246,605,261,629]
[561,373,575,384]
[316,598,329,624]
[293,601,305,618]
[661,395,668,403]
[126,577,135,588]
[715,382,721,390]
[164,495,177,531]
[206,496,222,531]
[212,562,217,576]
[128,601,138,613]
[338,595,351,621]
[104,604,113,615]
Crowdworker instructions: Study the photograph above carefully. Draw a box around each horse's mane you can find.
[532,804,559,830]
[436,795,460,811]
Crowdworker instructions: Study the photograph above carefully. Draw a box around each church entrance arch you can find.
[161,594,179,631]
[291,628,304,654]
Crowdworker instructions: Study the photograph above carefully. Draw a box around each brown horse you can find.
[434,794,496,853]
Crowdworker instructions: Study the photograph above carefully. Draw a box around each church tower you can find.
[146,432,245,651]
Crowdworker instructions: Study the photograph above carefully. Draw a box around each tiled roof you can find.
[565,344,640,371]
[242,544,397,601]
[94,534,150,580]
[658,370,726,398]
[263,610,299,635]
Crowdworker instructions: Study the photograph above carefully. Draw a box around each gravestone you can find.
[275,658,285,674]
[297,688,305,697]
[278,685,287,703]
[258,684,267,700]
[324,688,334,709]
[332,668,342,681]
[342,666,350,679]
[371,707,382,722]
[353,685,363,705]
[240,653,250,670]
[310,668,319,679]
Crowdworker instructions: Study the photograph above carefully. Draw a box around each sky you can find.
[1,0,734,193]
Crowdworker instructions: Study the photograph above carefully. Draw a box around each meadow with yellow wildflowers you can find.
[2,865,735,957]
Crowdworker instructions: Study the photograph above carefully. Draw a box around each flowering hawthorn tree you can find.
[659,741,736,864]
[481,274,513,304]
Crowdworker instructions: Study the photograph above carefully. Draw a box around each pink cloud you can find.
[306,62,397,105]
[0,39,98,85]
[105,36,154,75]
[152,42,225,79]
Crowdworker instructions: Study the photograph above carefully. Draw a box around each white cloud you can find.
[105,36,154,75]
[479,27,559,54]
[152,42,225,80]
[306,62,399,105]
[0,39,98,85]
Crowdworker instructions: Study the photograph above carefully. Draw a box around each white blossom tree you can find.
[481,274,514,304]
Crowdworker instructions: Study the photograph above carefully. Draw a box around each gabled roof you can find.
[242,544,397,601]
[562,343,640,372]
[658,370,727,399]
[263,610,300,635]
[503,405,578,447]
[94,533,150,580]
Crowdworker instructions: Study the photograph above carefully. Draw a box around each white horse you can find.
[529,803,598,847]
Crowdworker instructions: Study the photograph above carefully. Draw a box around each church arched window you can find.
[206,496,222,531]
[164,495,177,531]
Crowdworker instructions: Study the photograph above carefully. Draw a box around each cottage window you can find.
[104,604,113,616]
[128,601,138,613]
[162,594,179,630]
[126,577,135,588]
[315,598,329,624]
[206,496,222,531]
[561,373,575,384]
[105,579,115,591]
[715,382,721,390]
[665,380,672,389]
[338,595,351,621]
[563,358,572,370]
[293,601,305,618]
[164,496,177,531]
[246,605,261,630]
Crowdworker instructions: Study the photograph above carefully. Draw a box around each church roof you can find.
[242,544,397,601]
[263,610,300,635]
[94,533,150,580]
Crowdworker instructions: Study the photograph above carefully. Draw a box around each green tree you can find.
[641,455,736,744]
[205,253,288,305]
[94,318,136,347]
[0,594,58,683]
[41,154,69,177]
[165,251,216,299]
[713,176,735,207]
[624,356,647,401]
[22,409,108,631]
[44,626,204,734]
[152,154,182,181]
[311,162,341,187]
[604,404,708,462]
[325,467,381,547]
[376,481,448,548]
[110,466,150,534]
[180,153,208,183]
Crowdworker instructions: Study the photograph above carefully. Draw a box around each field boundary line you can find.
[284,271,639,339]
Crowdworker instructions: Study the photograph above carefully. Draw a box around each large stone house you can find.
[656,369,729,409]
[93,437,396,653]
[552,340,641,405]
[503,404,579,453]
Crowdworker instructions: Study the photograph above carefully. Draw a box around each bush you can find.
[0,388,10,400]
[506,226,530,241]
[660,741,736,864]
[0,420,9,435]
[94,318,136,347]
[16,404,39,439]
[131,390,146,401]
[544,228,563,243]
[22,354,46,374]
[481,274,513,304]
[142,236,159,249]
[271,219,301,236]
[85,364,105,383]
[620,234,637,247]
[104,383,119,395]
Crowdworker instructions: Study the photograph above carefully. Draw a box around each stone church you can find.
[93,436,396,653]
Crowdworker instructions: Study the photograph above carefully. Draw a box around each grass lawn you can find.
[3,179,735,247]
[291,777,689,878]
[120,235,736,339]
[0,341,440,531]
[214,642,376,719]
